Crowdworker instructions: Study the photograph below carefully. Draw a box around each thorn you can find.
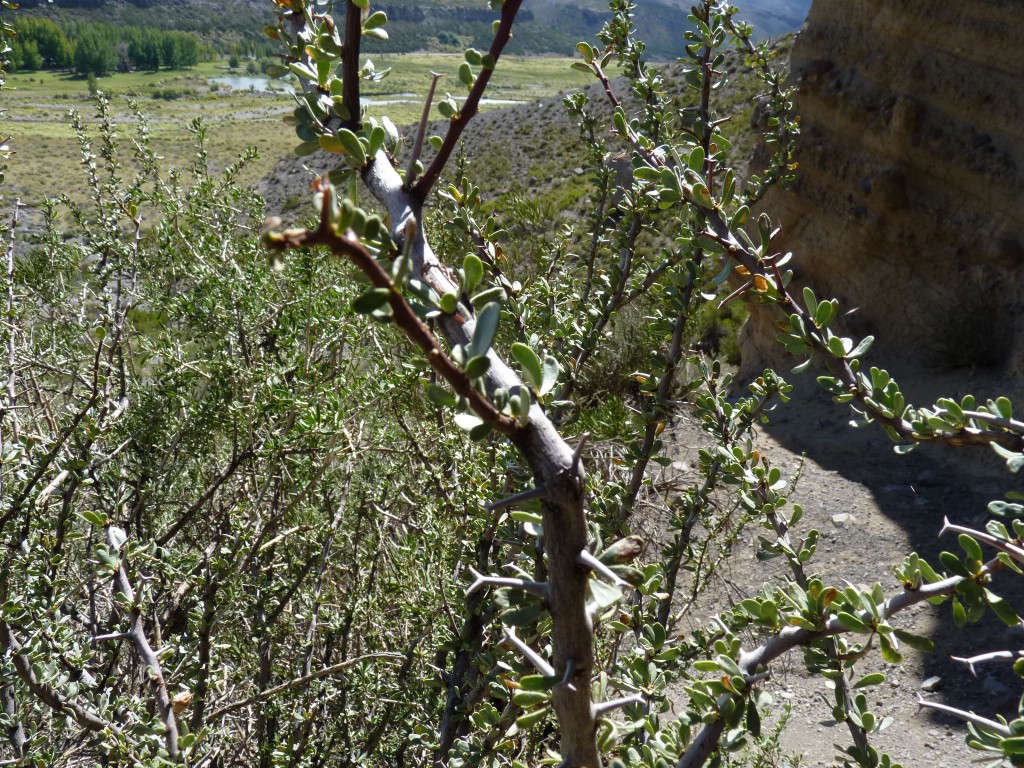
[578,549,627,588]
[718,278,752,309]
[406,71,445,184]
[501,628,554,677]
[572,431,591,472]
[90,631,132,644]
[466,567,549,599]
[951,655,977,677]
[555,657,577,693]
[593,693,645,717]
[487,486,548,512]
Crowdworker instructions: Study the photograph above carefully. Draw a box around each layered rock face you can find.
[741,0,1024,384]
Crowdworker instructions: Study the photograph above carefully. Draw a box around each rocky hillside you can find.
[741,0,1024,386]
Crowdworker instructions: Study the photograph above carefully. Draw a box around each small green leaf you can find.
[836,611,872,634]
[513,690,550,708]
[746,697,761,737]
[464,355,491,379]
[987,501,1024,520]
[426,383,457,408]
[512,343,543,389]
[463,254,484,294]
[959,534,983,563]
[81,510,107,527]
[939,550,971,578]
[510,509,542,524]
[294,140,320,157]
[710,257,733,286]
[994,397,1013,419]
[892,628,934,653]
[539,356,559,396]
[853,673,886,689]
[952,597,967,628]
[518,675,552,691]
[440,293,458,314]
[469,421,493,441]
[468,302,500,358]
[513,387,531,425]
[514,706,549,730]
[364,10,387,29]
[470,286,505,309]
[848,335,875,358]
[986,589,1021,627]
[688,145,705,171]
[588,578,623,610]
[878,632,903,664]
[337,129,367,165]
[352,287,391,314]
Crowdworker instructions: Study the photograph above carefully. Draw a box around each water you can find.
[210,76,290,92]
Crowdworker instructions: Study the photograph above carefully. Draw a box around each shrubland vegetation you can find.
[0,2,1023,768]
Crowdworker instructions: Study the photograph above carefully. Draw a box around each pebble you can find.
[831,512,856,527]
[920,676,942,692]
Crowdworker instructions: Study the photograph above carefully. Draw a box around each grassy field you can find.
[1,55,591,208]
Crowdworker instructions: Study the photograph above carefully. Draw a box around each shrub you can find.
[1,4,1021,768]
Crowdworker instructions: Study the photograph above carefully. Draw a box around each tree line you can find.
[9,18,212,76]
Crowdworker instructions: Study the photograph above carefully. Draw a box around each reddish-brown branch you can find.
[267,192,521,436]
[411,0,523,199]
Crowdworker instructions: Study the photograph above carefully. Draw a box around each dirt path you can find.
[662,371,1022,767]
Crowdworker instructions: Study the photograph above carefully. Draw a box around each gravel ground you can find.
[657,370,1023,767]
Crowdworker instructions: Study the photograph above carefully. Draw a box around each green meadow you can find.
[2,55,591,207]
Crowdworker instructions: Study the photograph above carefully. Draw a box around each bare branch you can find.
[466,566,550,599]
[578,549,627,588]
[106,525,179,760]
[0,620,121,737]
[501,628,555,678]
[951,650,1024,677]
[487,486,549,512]
[940,516,1024,566]
[207,652,406,721]
[916,698,1011,737]
[593,694,645,717]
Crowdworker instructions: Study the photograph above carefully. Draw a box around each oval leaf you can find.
[512,343,542,390]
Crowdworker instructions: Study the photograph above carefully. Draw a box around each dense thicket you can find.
[0,2,1022,768]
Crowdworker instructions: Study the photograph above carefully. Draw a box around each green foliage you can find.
[10,18,206,75]
[2,2,1023,768]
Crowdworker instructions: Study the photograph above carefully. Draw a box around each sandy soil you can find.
[658,369,1023,768]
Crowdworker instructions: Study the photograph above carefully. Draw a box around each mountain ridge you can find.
[14,0,811,57]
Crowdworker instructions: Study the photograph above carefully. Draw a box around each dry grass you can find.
[1,56,590,210]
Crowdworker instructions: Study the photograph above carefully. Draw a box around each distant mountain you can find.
[15,0,811,57]
[522,0,809,57]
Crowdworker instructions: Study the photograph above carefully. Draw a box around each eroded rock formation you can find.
[741,0,1024,384]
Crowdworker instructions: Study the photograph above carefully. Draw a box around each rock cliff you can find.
[741,0,1024,387]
